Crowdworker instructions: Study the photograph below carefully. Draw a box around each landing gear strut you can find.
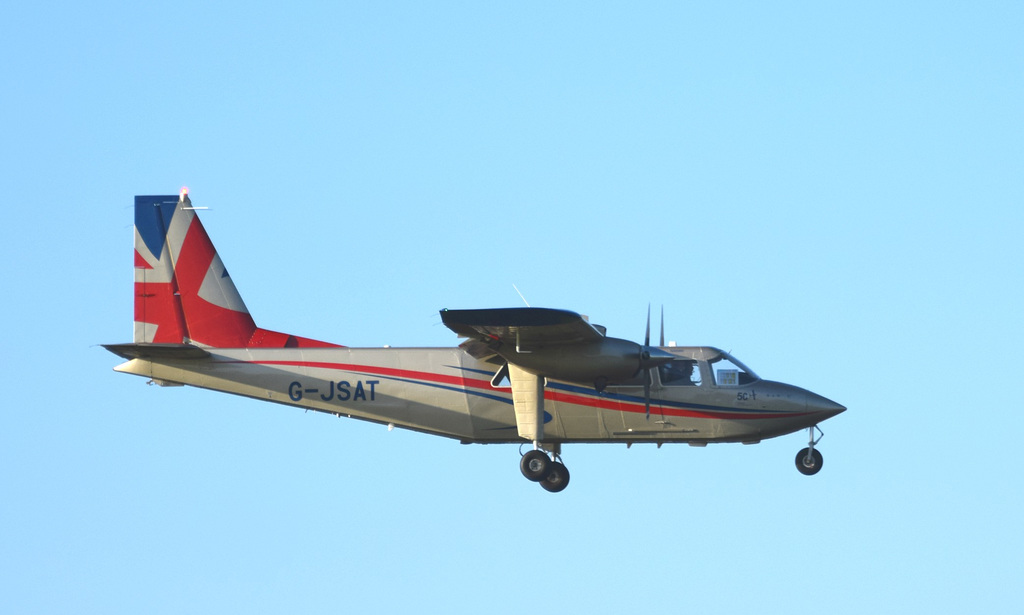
[519,444,570,492]
[795,425,824,476]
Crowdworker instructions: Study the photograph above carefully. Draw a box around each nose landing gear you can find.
[519,444,570,492]
[795,425,825,475]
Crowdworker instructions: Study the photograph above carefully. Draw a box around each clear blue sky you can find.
[3,2,1022,613]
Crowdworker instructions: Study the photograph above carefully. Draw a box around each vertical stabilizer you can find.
[134,193,189,343]
[132,190,338,349]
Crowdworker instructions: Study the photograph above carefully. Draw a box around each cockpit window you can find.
[709,354,758,386]
[659,359,702,386]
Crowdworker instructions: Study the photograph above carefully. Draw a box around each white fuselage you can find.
[114,346,831,445]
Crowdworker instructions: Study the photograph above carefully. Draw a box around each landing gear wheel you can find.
[540,462,570,493]
[520,449,552,482]
[795,447,823,476]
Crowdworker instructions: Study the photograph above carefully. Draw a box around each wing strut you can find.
[508,363,545,444]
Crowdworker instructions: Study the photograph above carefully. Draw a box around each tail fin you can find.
[133,190,338,349]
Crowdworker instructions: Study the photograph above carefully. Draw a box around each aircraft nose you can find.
[807,393,846,420]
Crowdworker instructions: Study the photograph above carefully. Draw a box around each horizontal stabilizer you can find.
[102,343,211,360]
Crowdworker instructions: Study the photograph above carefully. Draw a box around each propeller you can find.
[660,305,665,347]
[643,306,652,418]
[638,304,655,419]
[641,304,672,420]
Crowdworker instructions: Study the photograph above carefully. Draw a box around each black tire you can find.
[540,462,570,493]
[520,450,552,482]
[795,447,823,476]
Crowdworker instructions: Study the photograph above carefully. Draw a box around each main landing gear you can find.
[795,425,825,476]
[520,445,570,493]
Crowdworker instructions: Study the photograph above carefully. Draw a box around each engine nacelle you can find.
[496,337,673,387]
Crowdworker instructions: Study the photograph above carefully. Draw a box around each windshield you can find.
[708,352,758,386]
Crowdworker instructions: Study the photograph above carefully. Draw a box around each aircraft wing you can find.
[441,308,622,444]
[441,306,672,396]
[440,307,605,349]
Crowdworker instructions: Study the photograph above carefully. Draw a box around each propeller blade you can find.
[644,368,652,420]
[641,304,662,420]
[645,304,651,347]
[660,305,665,347]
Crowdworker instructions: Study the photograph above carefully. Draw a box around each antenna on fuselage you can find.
[513,284,531,307]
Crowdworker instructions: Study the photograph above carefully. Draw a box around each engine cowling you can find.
[495,336,674,386]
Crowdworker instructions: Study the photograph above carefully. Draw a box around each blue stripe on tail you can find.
[134,195,178,259]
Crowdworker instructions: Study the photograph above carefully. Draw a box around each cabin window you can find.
[660,359,702,386]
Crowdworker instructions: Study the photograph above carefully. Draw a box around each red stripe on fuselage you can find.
[544,389,809,420]
[243,359,811,421]
[250,360,489,389]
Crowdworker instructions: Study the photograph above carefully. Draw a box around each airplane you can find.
[105,189,846,492]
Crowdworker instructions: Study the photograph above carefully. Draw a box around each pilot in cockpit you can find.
[660,359,698,385]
